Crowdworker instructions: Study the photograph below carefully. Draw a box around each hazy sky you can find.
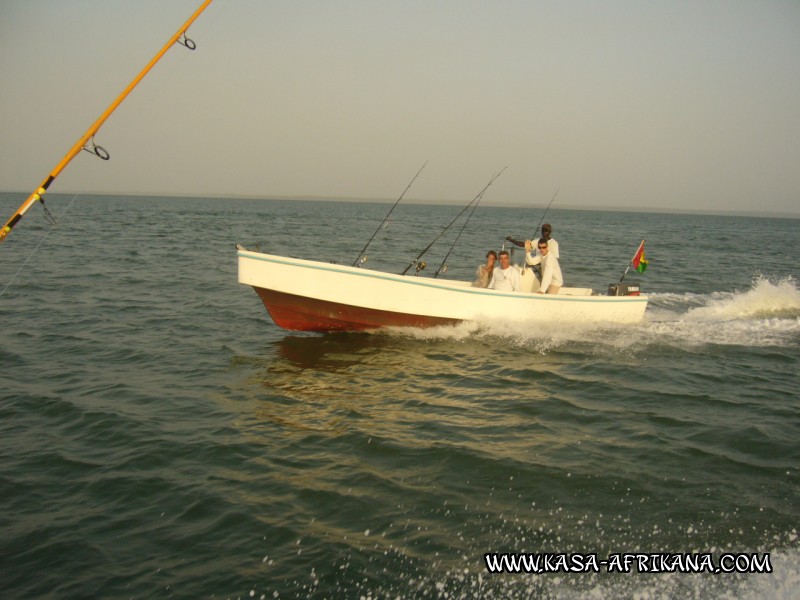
[1,0,798,214]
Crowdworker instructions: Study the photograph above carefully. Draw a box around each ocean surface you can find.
[1,193,798,599]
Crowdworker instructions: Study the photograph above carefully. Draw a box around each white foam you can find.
[645,276,800,348]
[380,276,800,351]
[684,276,800,321]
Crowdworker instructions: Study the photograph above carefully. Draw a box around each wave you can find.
[644,276,800,348]
[653,275,800,321]
[381,276,800,351]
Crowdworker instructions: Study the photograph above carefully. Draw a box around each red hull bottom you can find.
[253,287,462,332]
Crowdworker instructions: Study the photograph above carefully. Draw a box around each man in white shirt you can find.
[537,223,559,258]
[507,223,559,259]
[526,238,563,294]
[488,250,520,291]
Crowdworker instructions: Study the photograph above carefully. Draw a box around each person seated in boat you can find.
[488,250,521,291]
[526,237,563,294]
[507,222,559,259]
[472,250,497,287]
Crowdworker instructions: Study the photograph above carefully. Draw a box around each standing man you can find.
[507,223,559,258]
[488,250,521,291]
[536,223,559,258]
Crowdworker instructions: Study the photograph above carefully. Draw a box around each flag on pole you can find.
[631,240,648,273]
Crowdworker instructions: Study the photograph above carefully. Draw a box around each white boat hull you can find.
[238,248,648,332]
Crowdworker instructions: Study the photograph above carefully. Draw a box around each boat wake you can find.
[381,276,800,351]
[652,275,800,320]
[644,275,800,349]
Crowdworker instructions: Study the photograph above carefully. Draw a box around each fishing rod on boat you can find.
[352,161,427,267]
[401,168,507,276]
[0,0,214,247]
[505,189,559,249]
[434,167,507,278]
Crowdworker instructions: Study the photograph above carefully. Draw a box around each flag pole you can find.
[617,239,645,285]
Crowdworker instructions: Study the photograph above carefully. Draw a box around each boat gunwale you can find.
[237,249,648,304]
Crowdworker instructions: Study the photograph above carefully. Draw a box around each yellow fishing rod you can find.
[0,0,214,246]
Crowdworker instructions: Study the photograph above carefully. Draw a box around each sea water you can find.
[0,194,798,599]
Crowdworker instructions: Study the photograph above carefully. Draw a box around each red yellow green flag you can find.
[631,240,648,273]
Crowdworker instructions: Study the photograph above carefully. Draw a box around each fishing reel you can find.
[414,260,427,275]
[350,253,369,268]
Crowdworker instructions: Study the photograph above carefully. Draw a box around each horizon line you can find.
[0,190,797,219]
